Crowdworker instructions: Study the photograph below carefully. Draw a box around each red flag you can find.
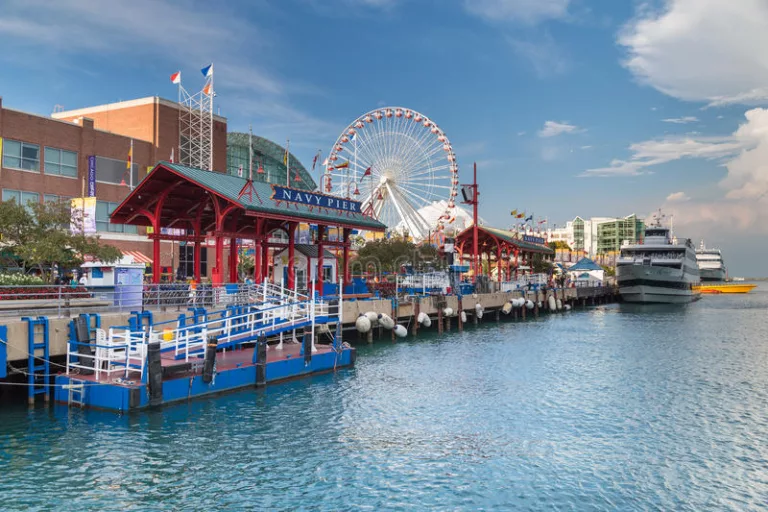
[312,153,319,171]
[359,166,372,182]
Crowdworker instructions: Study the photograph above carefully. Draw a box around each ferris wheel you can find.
[324,107,459,240]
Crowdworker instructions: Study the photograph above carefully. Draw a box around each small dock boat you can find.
[693,283,757,294]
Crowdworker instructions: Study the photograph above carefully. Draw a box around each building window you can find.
[2,139,40,171]
[44,147,78,177]
[94,156,139,186]
[96,200,137,234]
[44,194,71,203]
[2,189,40,213]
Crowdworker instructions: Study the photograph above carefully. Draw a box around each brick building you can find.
[0,96,228,280]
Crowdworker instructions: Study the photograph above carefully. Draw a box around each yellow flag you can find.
[510,209,517,216]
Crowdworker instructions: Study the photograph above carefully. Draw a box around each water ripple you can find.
[2,292,768,509]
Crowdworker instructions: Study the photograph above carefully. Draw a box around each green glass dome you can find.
[226,132,317,191]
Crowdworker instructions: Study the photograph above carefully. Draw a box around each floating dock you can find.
[51,283,352,412]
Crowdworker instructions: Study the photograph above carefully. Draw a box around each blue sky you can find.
[2,0,768,275]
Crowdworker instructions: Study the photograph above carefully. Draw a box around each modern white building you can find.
[547,215,644,258]
[394,200,479,242]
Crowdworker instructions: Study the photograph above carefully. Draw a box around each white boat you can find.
[617,215,700,304]
[695,241,727,282]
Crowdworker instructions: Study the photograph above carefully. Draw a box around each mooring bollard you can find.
[437,299,444,334]
[457,295,464,332]
[413,297,420,337]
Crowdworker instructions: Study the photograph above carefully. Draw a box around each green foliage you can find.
[357,238,442,273]
[601,265,616,277]
[0,199,121,282]
[531,253,554,274]
[0,273,44,285]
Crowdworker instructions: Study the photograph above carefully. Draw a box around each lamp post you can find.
[460,162,479,284]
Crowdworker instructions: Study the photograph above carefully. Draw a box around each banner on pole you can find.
[87,156,97,197]
[70,197,97,235]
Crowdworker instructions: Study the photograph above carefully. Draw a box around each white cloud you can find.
[666,191,690,202]
[619,0,768,106]
[587,108,768,235]
[580,145,592,150]
[0,0,328,145]
[662,116,699,124]
[463,0,571,24]
[581,135,749,177]
[538,121,581,137]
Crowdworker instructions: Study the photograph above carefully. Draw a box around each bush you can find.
[0,273,45,286]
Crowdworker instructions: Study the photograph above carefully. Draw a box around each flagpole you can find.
[129,138,134,191]
[249,124,253,180]
[286,138,290,187]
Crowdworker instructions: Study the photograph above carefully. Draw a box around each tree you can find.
[356,238,442,274]
[0,199,122,282]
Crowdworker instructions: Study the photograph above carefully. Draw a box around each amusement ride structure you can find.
[324,107,459,240]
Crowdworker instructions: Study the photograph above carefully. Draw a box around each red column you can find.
[514,248,519,280]
[152,223,161,284]
[254,237,262,283]
[342,228,351,287]
[496,245,502,283]
[287,222,297,289]
[193,237,202,283]
[229,237,238,283]
[213,234,224,285]
[261,239,269,283]
[316,225,325,295]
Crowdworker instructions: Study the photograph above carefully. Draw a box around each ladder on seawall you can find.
[63,379,86,408]
[22,316,50,406]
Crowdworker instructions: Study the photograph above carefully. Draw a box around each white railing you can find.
[71,279,332,377]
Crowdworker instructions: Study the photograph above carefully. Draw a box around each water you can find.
[2,292,768,510]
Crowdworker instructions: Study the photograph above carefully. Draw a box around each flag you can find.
[524,215,533,222]
[312,150,321,171]
[170,71,181,84]
[359,166,372,181]
[126,142,132,169]
[201,64,213,77]
[538,219,547,224]
[238,164,243,177]
[322,158,329,167]
[510,209,518,216]
[170,147,174,163]
[349,132,357,143]
[203,83,213,95]
[334,161,350,169]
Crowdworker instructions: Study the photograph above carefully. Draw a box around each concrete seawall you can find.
[2,287,618,365]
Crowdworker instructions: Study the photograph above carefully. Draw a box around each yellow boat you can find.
[693,283,757,294]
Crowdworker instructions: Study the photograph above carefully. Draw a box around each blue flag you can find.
[201,64,213,77]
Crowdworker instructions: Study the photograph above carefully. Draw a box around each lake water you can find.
[2,291,768,510]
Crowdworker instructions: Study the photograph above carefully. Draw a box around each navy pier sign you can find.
[522,234,546,245]
[271,186,362,213]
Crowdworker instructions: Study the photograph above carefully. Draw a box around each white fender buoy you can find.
[393,324,408,338]
[547,296,557,311]
[443,307,454,317]
[537,301,543,309]
[364,311,378,323]
[525,300,534,310]
[460,311,467,323]
[475,303,484,319]
[417,312,431,327]
[379,313,395,330]
[564,304,572,311]
[515,298,526,308]
[556,299,563,310]
[502,302,513,315]
[355,315,371,333]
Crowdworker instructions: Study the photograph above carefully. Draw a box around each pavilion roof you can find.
[455,225,554,254]
[110,162,387,232]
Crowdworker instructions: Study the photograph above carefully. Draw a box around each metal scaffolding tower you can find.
[177,65,214,171]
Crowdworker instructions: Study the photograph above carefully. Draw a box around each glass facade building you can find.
[226,133,316,191]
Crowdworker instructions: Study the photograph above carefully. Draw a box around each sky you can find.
[1,0,768,276]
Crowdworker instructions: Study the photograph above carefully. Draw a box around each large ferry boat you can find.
[695,241,727,281]
[617,215,700,304]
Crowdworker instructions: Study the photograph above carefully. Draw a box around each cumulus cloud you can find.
[666,192,690,202]
[619,0,768,106]
[463,0,571,24]
[538,121,580,137]
[590,108,768,235]
[662,116,699,124]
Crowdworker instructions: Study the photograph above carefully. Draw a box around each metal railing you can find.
[66,280,332,377]
[0,283,261,318]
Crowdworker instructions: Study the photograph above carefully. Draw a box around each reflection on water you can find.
[1,291,768,510]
